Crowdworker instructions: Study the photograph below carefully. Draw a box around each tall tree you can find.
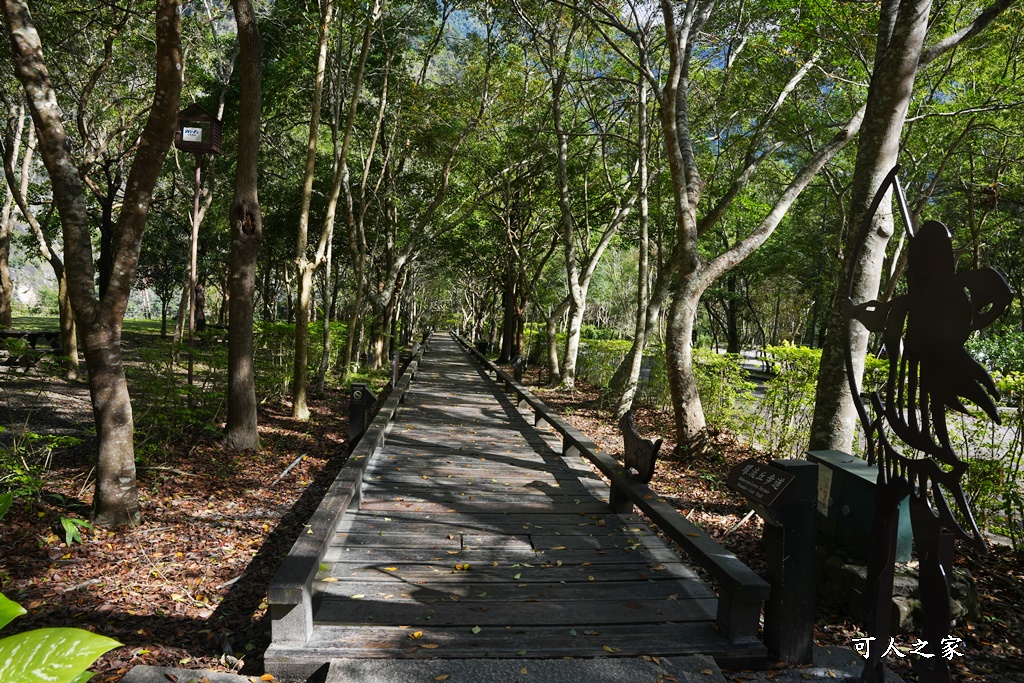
[224,0,263,450]
[2,0,183,526]
[808,0,1019,453]
[290,0,337,419]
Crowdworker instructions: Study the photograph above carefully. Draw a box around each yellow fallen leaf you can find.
[384,567,398,571]
[435,675,450,681]
[701,669,715,675]
[260,676,275,682]
[602,645,619,653]
[521,667,528,675]
[421,643,440,649]
[321,577,339,582]
[409,631,424,639]
[651,565,666,571]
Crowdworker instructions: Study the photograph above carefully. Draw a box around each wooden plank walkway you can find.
[266,336,765,674]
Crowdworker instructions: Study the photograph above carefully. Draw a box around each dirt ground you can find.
[1,362,1022,682]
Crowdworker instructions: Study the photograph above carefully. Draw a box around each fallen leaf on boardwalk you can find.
[384,567,398,571]
[435,675,450,681]
[455,563,471,571]
[701,669,715,675]
[260,676,275,682]
[521,667,528,675]
[603,645,620,653]
[409,631,424,639]
[321,577,339,582]
[351,594,365,599]
[513,573,522,580]
[471,626,481,634]
[421,643,440,649]
[651,565,666,571]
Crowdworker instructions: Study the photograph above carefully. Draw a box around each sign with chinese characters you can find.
[727,458,796,507]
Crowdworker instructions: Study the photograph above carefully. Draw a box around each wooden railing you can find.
[452,331,769,645]
[268,338,427,645]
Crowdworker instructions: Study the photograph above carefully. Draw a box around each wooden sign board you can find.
[727,458,796,508]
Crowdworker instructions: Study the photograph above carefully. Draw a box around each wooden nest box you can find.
[175,103,222,155]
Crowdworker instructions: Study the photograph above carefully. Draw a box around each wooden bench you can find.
[454,332,769,647]
[0,330,62,366]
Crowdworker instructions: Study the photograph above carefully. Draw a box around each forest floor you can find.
[1,359,1022,682]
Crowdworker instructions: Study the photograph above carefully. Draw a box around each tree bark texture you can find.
[225,0,263,451]
[2,0,182,526]
[808,0,933,453]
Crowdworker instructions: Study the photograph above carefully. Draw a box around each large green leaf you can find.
[0,492,12,520]
[0,628,121,683]
[0,593,27,631]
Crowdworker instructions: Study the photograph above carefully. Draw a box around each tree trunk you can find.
[292,263,314,418]
[83,324,139,526]
[224,0,262,451]
[545,297,570,385]
[3,0,182,526]
[665,276,706,450]
[291,0,334,418]
[808,0,933,453]
[0,216,11,328]
[56,272,79,379]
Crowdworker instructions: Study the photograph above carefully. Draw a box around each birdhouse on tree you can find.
[175,104,222,155]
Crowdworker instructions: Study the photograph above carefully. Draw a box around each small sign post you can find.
[174,104,222,386]
[728,458,817,664]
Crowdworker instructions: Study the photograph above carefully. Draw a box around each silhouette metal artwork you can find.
[842,166,1012,683]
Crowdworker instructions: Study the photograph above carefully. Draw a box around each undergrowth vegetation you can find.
[525,330,1024,545]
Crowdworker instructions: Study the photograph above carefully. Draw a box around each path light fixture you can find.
[174,104,222,385]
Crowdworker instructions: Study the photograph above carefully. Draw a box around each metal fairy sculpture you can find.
[842,166,1012,683]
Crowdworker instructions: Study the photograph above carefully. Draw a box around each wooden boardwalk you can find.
[266,336,765,676]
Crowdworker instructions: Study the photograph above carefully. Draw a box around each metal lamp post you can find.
[174,104,222,385]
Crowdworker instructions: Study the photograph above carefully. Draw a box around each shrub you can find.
[744,343,821,457]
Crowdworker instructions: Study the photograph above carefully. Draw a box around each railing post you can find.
[349,383,377,445]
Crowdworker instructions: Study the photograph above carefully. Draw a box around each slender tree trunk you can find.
[56,272,78,379]
[224,0,262,450]
[609,267,673,416]
[291,0,335,419]
[316,238,332,394]
[545,297,570,385]
[0,237,10,328]
[608,78,652,418]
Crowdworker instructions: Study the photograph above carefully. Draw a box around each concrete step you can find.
[322,654,727,683]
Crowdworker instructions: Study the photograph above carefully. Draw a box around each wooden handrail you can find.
[268,339,427,644]
[451,331,769,644]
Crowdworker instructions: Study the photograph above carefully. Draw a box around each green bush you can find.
[744,343,821,457]
[574,339,633,388]
[968,328,1024,377]
[692,349,754,433]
